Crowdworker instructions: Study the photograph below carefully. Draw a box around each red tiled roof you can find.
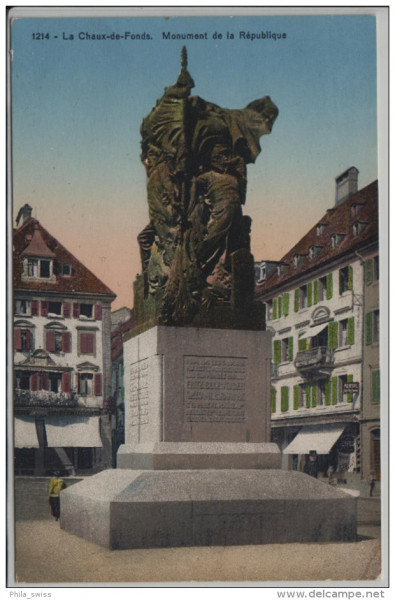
[111,313,135,360]
[22,224,56,258]
[256,180,378,295]
[14,218,116,297]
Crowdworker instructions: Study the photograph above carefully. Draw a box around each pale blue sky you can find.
[11,15,378,308]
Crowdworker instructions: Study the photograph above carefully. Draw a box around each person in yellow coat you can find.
[48,471,66,521]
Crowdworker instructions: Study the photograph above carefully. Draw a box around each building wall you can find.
[268,255,363,423]
[360,248,380,479]
[14,293,106,408]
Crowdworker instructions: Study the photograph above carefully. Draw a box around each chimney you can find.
[16,204,33,226]
[335,167,359,206]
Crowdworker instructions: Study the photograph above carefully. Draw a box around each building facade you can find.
[256,170,379,484]
[13,206,116,475]
[110,308,134,467]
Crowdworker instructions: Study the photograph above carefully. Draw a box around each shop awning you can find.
[14,416,39,448]
[45,416,102,448]
[299,323,328,340]
[283,424,346,455]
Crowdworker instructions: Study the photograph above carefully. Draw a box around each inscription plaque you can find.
[184,356,246,423]
[129,358,150,426]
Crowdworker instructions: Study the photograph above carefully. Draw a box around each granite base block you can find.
[60,469,357,550]
[117,442,281,470]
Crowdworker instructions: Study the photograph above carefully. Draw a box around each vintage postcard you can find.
[7,6,388,593]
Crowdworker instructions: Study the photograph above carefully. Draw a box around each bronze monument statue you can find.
[134,47,278,329]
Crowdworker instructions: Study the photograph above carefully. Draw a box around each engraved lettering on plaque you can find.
[184,356,247,423]
[129,358,150,426]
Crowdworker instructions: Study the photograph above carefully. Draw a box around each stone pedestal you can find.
[61,326,358,549]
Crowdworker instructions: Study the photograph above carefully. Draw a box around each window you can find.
[46,329,71,353]
[18,373,30,390]
[48,301,62,316]
[310,327,328,349]
[299,384,307,408]
[331,234,345,248]
[266,300,273,321]
[299,285,307,309]
[78,372,102,396]
[318,276,327,301]
[309,246,321,260]
[372,310,379,343]
[339,319,348,347]
[282,338,290,362]
[40,260,50,278]
[80,304,93,318]
[338,375,348,401]
[339,266,353,294]
[49,373,62,393]
[317,381,326,406]
[374,256,379,281]
[293,255,303,269]
[27,259,38,277]
[351,203,364,217]
[353,221,367,236]
[79,331,95,355]
[60,263,71,276]
[316,224,324,236]
[79,373,94,396]
[24,258,53,279]
[15,300,30,315]
[14,328,33,352]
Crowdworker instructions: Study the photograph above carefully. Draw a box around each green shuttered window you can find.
[288,337,293,362]
[273,340,281,364]
[294,289,299,312]
[366,312,373,345]
[293,385,299,410]
[313,280,319,304]
[307,282,313,307]
[331,376,337,405]
[281,386,289,412]
[271,388,277,413]
[324,380,331,405]
[328,321,338,349]
[311,384,318,408]
[326,273,333,300]
[283,292,290,316]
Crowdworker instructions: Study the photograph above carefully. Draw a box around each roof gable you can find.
[256,180,378,294]
[14,219,116,297]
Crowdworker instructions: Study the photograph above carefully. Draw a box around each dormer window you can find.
[23,257,54,281]
[353,221,367,236]
[351,203,364,218]
[293,255,302,269]
[331,233,345,248]
[60,263,71,276]
[277,264,287,276]
[309,246,321,260]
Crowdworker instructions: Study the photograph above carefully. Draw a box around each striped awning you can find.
[14,416,39,448]
[45,416,102,448]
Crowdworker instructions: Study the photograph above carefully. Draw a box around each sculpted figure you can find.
[136,48,278,325]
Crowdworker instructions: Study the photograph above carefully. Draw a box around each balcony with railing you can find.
[294,346,335,377]
[14,389,79,407]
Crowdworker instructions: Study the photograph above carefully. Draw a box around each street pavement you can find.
[11,476,383,585]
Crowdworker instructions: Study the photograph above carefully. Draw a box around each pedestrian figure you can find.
[327,465,335,485]
[367,471,376,497]
[48,471,66,521]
